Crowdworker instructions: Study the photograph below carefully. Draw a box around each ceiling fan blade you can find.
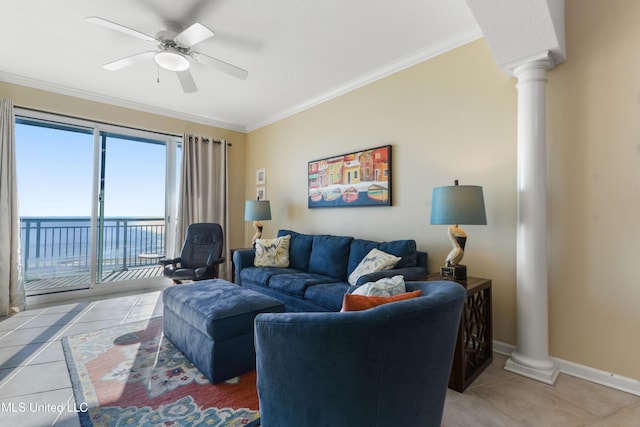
[191,52,248,80]
[86,16,158,44]
[103,51,157,71]
[177,69,198,93]
[174,23,214,48]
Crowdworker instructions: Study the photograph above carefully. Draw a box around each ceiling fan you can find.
[86,16,248,93]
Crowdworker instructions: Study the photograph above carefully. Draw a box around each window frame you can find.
[15,108,182,295]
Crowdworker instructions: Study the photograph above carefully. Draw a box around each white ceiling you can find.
[0,0,482,132]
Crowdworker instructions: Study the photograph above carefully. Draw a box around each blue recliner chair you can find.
[252,280,465,427]
[160,223,225,284]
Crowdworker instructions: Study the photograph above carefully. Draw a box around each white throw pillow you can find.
[348,248,401,286]
[351,275,406,297]
[254,235,291,267]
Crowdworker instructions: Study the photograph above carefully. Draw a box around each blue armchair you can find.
[253,280,465,427]
[160,223,225,284]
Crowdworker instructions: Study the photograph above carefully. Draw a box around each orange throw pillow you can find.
[341,290,422,312]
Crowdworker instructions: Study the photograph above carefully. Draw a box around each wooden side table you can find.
[422,274,493,392]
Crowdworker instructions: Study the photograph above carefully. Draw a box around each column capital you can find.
[505,51,555,78]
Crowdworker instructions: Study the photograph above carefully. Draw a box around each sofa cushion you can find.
[240,267,302,288]
[303,282,352,311]
[254,235,291,267]
[347,239,381,275]
[341,290,423,312]
[351,275,406,296]
[308,234,353,279]
[278,230,314,271]
[269,273,339,297]
[379,240,418,268]
[347,249,401,286]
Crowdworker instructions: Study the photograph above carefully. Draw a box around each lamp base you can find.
[251,221,264,246]
[440,265,467,280]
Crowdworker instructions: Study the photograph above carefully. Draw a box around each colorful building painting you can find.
[359,150,375,181]
[343,157,361,185]
[372,147,389,182]
[308,161,319,190]
[307,145,392,208]
[326,156,344,186]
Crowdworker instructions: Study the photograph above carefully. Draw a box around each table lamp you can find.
[245,199,272,245]
[430,180,487,280]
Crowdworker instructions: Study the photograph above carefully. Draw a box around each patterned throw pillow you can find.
[348,248,401,286]
[341,290,423,312]
[254,235,291,267]
[351,275,406,297]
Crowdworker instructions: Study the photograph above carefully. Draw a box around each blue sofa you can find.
[253,280,466,427]
[233,229,429,312]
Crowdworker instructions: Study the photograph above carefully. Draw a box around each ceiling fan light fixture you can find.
[155,51,190,71]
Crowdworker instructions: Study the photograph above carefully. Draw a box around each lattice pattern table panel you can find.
[444,276,493,392]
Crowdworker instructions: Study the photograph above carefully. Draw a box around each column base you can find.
[505,351,559,385]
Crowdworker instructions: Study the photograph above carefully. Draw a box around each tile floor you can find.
[0,289,639,427]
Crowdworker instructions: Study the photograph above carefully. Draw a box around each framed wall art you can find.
[308,144,392,208]
[256,168,266,185]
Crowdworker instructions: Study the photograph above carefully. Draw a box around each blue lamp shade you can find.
[244,200,272,221]
[430,185,487,225]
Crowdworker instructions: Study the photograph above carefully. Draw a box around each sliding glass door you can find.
[96,132,168,282]
[15,113,180,295]
[16,121,95,294]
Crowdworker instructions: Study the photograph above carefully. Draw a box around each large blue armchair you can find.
[253,280,465,427]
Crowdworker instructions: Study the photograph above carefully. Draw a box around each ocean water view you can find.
[14,111,179,295]
[20,216,165,280]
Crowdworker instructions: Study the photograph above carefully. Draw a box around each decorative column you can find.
[504,52,559,385]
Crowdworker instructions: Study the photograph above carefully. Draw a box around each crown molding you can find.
[0,71,247,133]
[1,27,483,135]
[246,27,483,132]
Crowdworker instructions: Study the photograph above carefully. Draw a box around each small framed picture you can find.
[256,168,266,185]
[256,186,266,201]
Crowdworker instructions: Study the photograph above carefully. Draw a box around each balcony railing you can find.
[20,217,165,282]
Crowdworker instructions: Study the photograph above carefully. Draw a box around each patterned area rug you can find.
[62,317,260,427]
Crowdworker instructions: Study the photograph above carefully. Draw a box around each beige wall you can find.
[546,0,640,379]
[246,0,640,381]
[246,40,520,346]
[0,82,247,252]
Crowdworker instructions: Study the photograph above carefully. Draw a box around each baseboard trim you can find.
[493,341,640,397]
[27,279,170,307]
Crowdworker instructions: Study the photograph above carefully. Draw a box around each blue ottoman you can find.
[162,279,285,383]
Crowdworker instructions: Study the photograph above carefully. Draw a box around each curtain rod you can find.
[186,135,232,147]
[16,106,182,139]
[16,105,232,146]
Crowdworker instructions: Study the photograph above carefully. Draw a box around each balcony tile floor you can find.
[0,289,638,426]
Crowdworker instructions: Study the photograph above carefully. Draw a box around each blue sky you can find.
[16,123,168,218]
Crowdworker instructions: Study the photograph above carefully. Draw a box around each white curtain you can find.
[0,99,26,316]
[177,134,230,279]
